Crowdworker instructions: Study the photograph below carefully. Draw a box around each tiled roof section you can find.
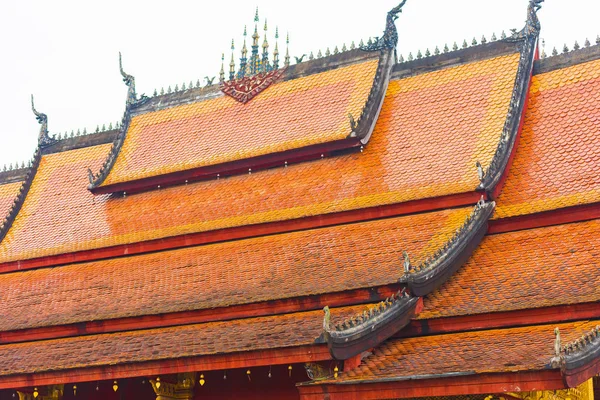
[495,58,600,219]
[0,182,21,221]
[101,59,379,186]
[322,320,600,383]
[420,218,600,319]
[0,207,470,331]
[0,306,361,376]
[0,52,519,263]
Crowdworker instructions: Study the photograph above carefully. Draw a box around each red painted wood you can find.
[489,203,600,235]
[0,191,482,274]
[397,302,600,338]
[0,345,330,390]
[563,353,600,388]
[91,138,361,195]
[343,354,364,372]
[0,285,401,345]
[297,370,565,400]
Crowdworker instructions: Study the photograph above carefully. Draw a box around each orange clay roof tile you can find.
[323,320,600,383]
[495,58,600,218]
[0,182,21,221]
[0,207,470,331]
[102,59,379,186]
[420,218,600,319]
[0,52,519,262]
[0,306,361,376]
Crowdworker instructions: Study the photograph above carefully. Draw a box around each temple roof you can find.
[0,305,360,377]
[0,50,520,264]
[495,57,600,218]
[421,218,600,319]
[96,55,379,190]
[308,320,600,384]
[0,207,469,332]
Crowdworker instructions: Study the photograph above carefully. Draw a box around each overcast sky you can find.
[0,0,597,166]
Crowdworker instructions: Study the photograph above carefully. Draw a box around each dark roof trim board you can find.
[404,200,496,296]
[321,200,495,360]
[477,1,542,199]
[86,62,137,191]
[0,97,57,244]
[322,293,422,360]
[551,325,600,387]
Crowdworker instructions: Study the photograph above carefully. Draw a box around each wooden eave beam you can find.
[297,370,565,400]
[0,345,330,390]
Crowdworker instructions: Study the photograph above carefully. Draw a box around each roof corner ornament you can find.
[31,95,55,148]
[476,161,485,183]
[323,306,331,333]
[402,251,411,274]
[361,0,407,52]
[550,327,565,368]
[508,0,544,41]
[119,52,146,106]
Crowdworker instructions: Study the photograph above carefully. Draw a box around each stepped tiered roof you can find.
[0,1,599,399]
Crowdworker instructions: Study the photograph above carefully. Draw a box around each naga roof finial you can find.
[323,306,331,333]
[507,0,544,41]
[31,94,54,148]
[118,52,137,105]
[402,251,411,274]
[550,327,564,368]
[361,1,407,51]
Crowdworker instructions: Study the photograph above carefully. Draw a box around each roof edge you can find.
[323,294,422,360]
[534,43,600,75]
[552,325,600,387]
[404,199,495,296]
[477,3,542,198]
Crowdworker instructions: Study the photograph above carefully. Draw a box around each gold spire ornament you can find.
[199,374,205,386]
[112,381,118,392]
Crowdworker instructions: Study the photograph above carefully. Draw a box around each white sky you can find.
[0,0,597,166]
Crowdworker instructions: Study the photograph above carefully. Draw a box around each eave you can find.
[297,370,565,400]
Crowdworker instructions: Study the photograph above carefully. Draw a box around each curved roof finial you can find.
[31,94,54,148]
[507,0,544,41]
[361,1,407,51]
[118,52,137,105]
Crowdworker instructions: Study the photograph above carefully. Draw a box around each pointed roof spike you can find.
[196,79,201,87]
[501,30,507,39]
[317,49,322,58]
[585,38,591,47]
[434,46,440,55]
[481,35,487,44]
[552,47,558,56]
[70,130,74,138]
[102,124,106,131]
[541,48,547,59]
[189,80,193,89]
[342,43,347,52]
[563,44,569,53]
[174,84,179,92]
[573,41,580,50]
[359,39,364,47]
[95,125,100,133]
[167,86,172,93]
[491,32,497,41]
[472,37,478,46]
[181,82,186,91]
[325,47,331,56]
[334,46,339,54]
[398,54,404,63]
[76,129,81,136]
[416,49,422,59]
[254,6,259,22]
[443,43,449,53]
[309,51,314,60]
[350,41,356,50]
[108,123,113,130]
[153,89,157,96]
[160,87,164,95]
[462,39,468,48]
[424,48,431,57]
[408,52,413,61]
[596,35,600,44]
[452,42,458,51]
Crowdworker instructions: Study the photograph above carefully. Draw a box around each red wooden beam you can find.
[0,285,401,345]
[90,138,362,195]
[397,302,600,338]
[0,345,330,390]
[0,191,482,274]
[488,203,600,235]
[297,370,565,400]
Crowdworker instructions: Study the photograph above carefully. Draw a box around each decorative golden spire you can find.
[261,18,270,73]
[284,32,290,67]
[273,26,280,70]
[219,53,225,83]
[229,39,236,81]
